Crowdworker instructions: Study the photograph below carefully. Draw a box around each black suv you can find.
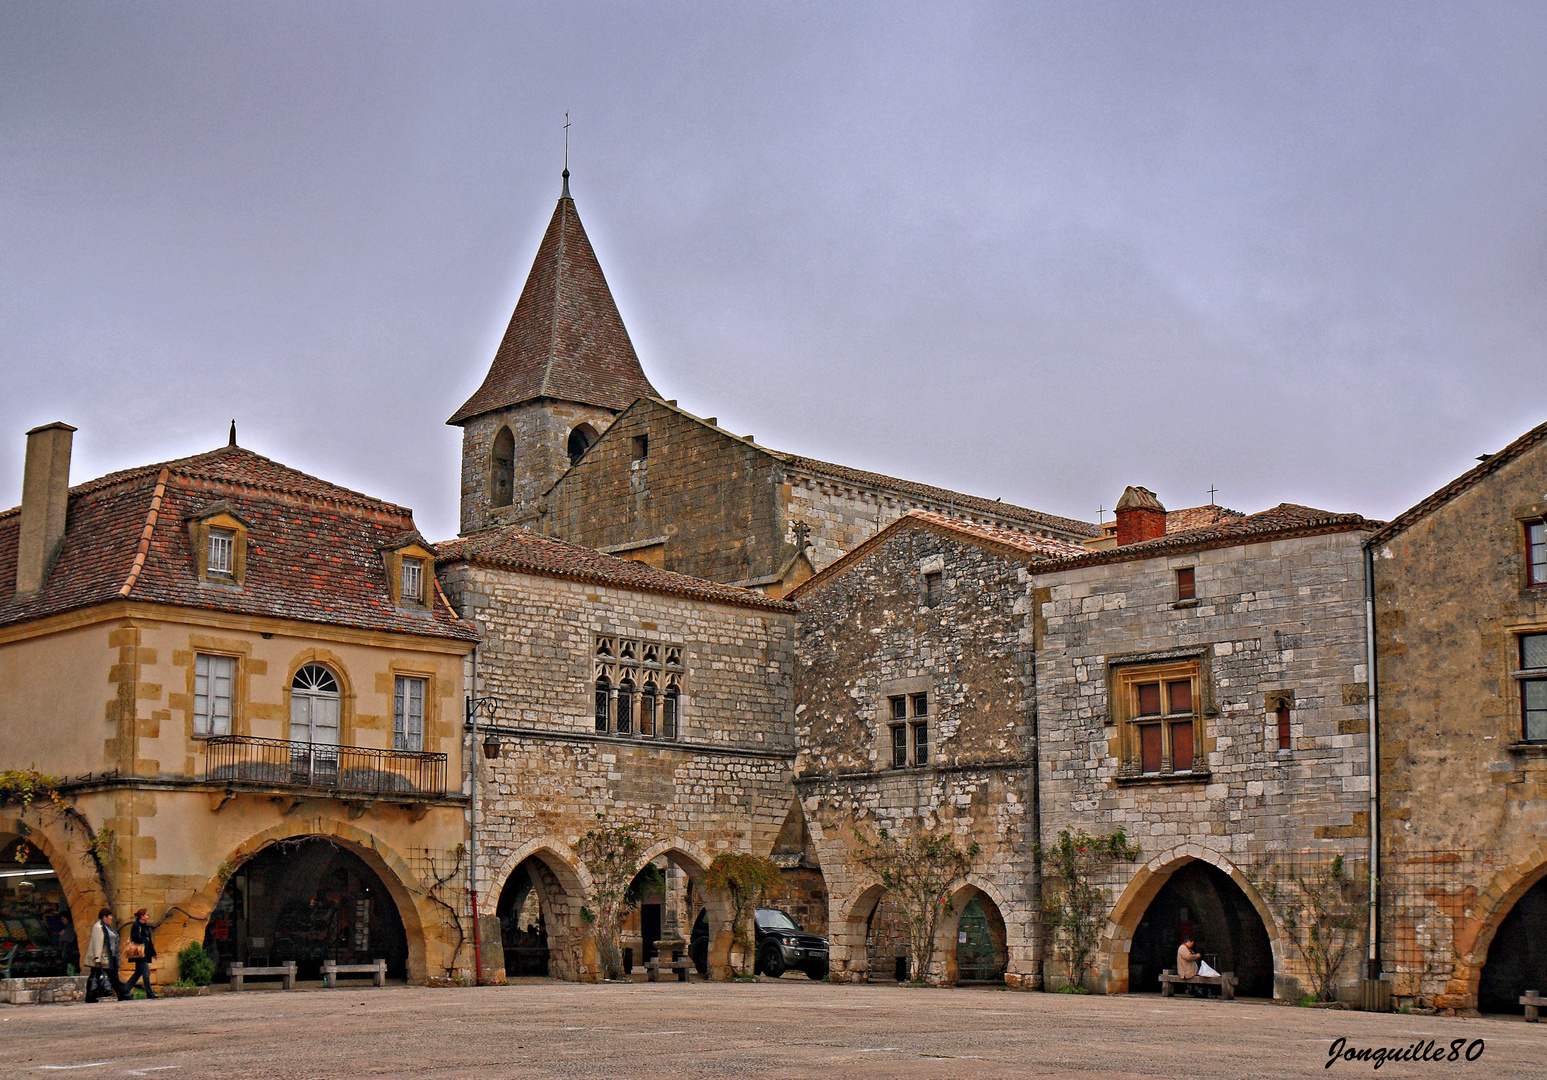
[689,907,829,979]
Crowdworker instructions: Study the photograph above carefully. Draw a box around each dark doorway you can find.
[640,904,662,963]
[0,838,77,977]
[205,838,408,981]
[1130,861,1273,997]
[495,860,549,977]
[1479,874,1547,1014]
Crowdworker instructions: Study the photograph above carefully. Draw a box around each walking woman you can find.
[123,909,158,999]
[84,907,128,1002]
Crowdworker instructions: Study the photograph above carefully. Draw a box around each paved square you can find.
[5,981,1544,1079]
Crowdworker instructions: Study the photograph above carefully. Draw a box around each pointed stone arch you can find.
[933,875,1025,986]
[1103,844,1285,996]
[1445,841,1547,1011]
[484,837,594,981]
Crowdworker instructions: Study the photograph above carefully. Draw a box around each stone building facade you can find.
[789,511,1087,987]
[1030,494,1380,1000]
[536,396,1096,594]
[0,425,478,987]
[436,525,803,980]
[1368,421,1547,1013]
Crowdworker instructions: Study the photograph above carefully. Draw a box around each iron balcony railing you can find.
[203,735,446,798]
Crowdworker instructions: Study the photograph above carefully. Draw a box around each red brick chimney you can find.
[1114,486,1166,546]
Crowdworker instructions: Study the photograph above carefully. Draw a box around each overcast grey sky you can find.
[3,2,1545,540]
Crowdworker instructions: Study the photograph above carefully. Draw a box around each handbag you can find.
[123,941,145,961]
[86,968,110,999]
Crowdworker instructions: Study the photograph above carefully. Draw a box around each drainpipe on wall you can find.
[468,644,483,985]
[1363,545,1380,980]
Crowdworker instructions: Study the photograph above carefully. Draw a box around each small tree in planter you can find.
[1271,855,1371,1002]
[575,817,649,980]
[1040,828,1140,991]
[703,852,782,978]
[853,827,979,984]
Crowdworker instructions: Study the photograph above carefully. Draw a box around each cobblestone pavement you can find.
[4,979,1544,1080]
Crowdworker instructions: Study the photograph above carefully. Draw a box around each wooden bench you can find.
[1159,968,1237,1001]
[229,961,296,991]
[645,956,692,983]
[1521,990,1543,1022]
[323,959,386,988]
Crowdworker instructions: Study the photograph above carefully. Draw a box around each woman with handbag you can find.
[122,909,157,999]
[84,908,129,1002]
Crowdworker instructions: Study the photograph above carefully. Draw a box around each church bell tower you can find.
[448,170,659,534]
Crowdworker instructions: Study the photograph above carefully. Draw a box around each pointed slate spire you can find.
[448,178,658,425]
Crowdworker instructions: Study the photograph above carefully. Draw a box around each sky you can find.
[2,2,1545,541]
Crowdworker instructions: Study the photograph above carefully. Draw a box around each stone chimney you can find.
[1114,485,1166,546]
[15,422,75,597]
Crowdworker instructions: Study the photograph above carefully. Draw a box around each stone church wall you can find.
[1032,529,1374,999]
[793,524,1040,986]
[459,399,619,534]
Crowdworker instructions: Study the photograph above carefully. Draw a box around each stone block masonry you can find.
[1032,528,1375,1000]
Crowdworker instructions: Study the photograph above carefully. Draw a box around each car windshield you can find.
[754,908,801,932]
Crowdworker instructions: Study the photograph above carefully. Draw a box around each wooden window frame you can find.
[1515,631,1547,743]
[924,572,943,608]
[1115,659,1204,779]
[1528,521,1547,587]
[393,674,426,752]
[1175,567,1196,602]
[193,652,236,737]
[887,693,930,768]
[190,508,248,587]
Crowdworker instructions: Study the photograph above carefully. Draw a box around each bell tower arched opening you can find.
[490,427,516,509]
[567,424,598,466]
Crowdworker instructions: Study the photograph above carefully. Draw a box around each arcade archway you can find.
[1478,872,1547,1015]
[1129,860,1273,997]
[205,837,408,981]
[0,837,78,977]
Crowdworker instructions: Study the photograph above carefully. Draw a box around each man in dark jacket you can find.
[123,908,157,999]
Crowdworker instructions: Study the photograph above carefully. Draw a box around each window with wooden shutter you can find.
[1116,659,1204,779]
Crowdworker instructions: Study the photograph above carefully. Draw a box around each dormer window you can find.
[208,529,235,576]
[401,558,424,605]
[190,506,249,587]
[382,535,436,610]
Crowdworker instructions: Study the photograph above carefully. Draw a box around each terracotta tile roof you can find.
[1167,504,1245,533]
[1366,419,1547,547]
[0,445,477,641]
[787,509,1088,601]
[1027,502,1382,574]
[448,189,659,424]
[436,525,795,612]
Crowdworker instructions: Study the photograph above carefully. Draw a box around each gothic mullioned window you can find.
[595,634,684,739]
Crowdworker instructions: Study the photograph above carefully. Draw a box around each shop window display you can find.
[0,838,78,977]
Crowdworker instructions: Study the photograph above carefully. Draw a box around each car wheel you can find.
[759,942,785,978]
[805,962,828,981]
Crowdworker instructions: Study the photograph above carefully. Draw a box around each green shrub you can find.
[177,942,215,986]
[1057,983,1091,994]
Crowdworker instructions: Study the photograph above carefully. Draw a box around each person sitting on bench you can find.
[1177,936,1205,997]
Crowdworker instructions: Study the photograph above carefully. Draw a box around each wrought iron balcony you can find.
[203,736,446,798]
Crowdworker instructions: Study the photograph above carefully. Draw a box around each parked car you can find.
[689,907,829,979]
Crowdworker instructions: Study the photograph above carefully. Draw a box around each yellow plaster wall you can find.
[0,618,118,776]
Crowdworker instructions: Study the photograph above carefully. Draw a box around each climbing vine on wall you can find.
[1040,827,1140,990]
[853,826,980,983]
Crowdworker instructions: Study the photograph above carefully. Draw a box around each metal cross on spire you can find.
[1208,485,1218,505]
[561,112,572,198]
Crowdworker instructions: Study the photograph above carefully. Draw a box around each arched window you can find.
[291,664,341,746]
[616,675,634,735]
[490,427,515,508]
[567,424,598,467]
[640,678,657,737]
[594,675,611,733]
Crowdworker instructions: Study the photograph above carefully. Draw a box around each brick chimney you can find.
[15,422,75,597]
[1114,485,1166,546]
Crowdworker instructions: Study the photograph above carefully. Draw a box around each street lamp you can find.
[465,693,505,986]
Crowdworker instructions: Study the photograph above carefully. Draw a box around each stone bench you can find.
[1522,990,1543,1022]
[229,961,296,991]
[1159,969,1237,1001]
[645,957,692,983]
[323,959,387,988]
